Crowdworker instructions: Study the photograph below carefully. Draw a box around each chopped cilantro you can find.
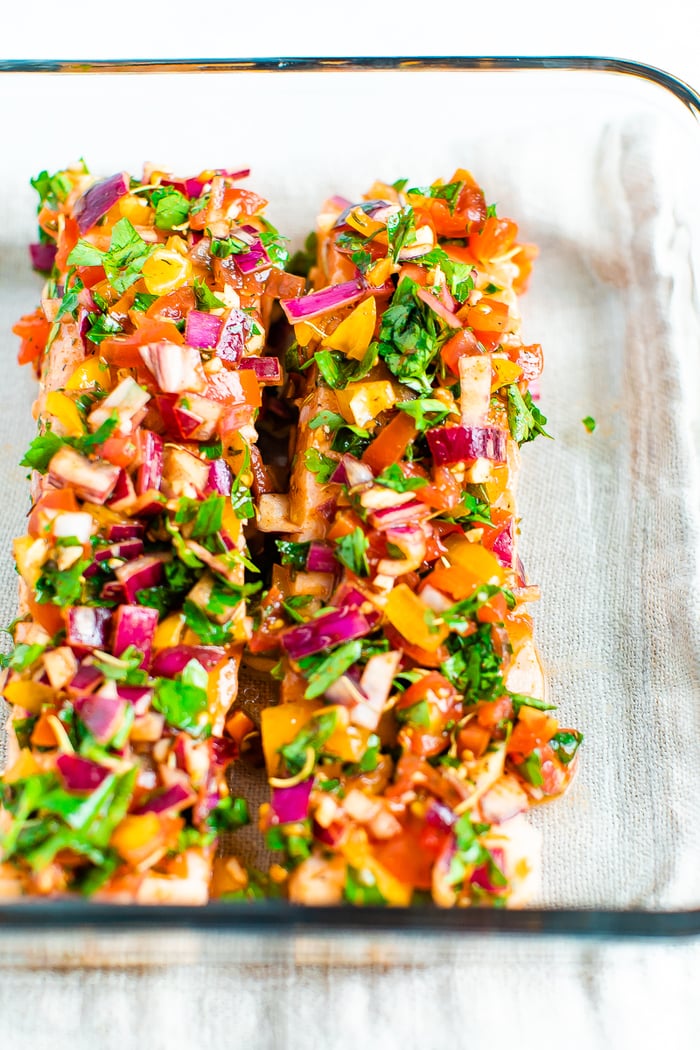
[549,730,584,765]
[298,640,363,701]
[194,277,226,312]
[67,218,154,294]
[582,415,596,433]
[303,448,337,484]
[377,277,445,395]
[344,866,387,905]
[506,385,552,445]
[152,674,210,737]
[334,527,369,577]
[375,464,427,492]
[275,540,310,571]
[206,795,250,831]
[279,708,339,774]
[151,186,190,230]
[396,397,451,433]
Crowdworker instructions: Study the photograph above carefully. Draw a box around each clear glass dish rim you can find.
[0,55,698,116]
[0,54,698,939]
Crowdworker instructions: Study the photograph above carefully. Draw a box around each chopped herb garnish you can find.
[334,527,370,577]
[582,416,596,433]
[506,385,552,445]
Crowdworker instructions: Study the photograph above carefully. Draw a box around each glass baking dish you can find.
[0,57,698,956]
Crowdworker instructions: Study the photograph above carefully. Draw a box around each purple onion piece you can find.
[215,309,252,365]
[114,555,166,603]
[425,800,458,832]
[281,608,371,661]
[280,278,365,324]
[75,694,127,744]
[66,607,112,651]
[234,240,270,275]
[151,645,227,678]
[491,522,514,567]
[113,605,159,667]
[67,664,104,696]
[238,357,282,384]
[306,542,337,574]
[29,242,57,272]
[136,430,163,495]
[426,425,507,466]
[108,523,144,541]
[185,309,223,349]
[57,754,110,793]
[207,459,233,496]
[133,783,194,815]
[271,778,314,824]
[116,684,153,714]
[73,172,130,234]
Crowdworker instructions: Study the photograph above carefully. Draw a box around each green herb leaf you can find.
[549,730,584,765]
[194,277,226,312]
[375,464,428,492]
[303,448,338,485]
[344,865,387,905]
[153,675,210,737]
[206,795,250,832]
[396,397,451,433]
[151,186,190,230]
[506,385,552,445]
[279,709,339,774]
[275,540,310,571]
[582,415,596,433]
[334,527,369,577]
[298,640,363,701]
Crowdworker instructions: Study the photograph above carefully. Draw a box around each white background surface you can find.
[2,3,700,1048]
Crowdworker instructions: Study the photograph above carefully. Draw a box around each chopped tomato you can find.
[54,216,79,273]
[13,310,51,366]
[440,328,481,375]
[146,287,196,324]
[384,624,448,669]
[507,706,558,757]
[511,243,538,295]
[99,435,139,469]
[361,412,417,473]
[465,298,509,333]
[414,465,463,513]
[395,672,455,713]
[76,265,107,289]
[101,318,184,366]
[469,217,519,264]
[372,813,446,890]
[28,489,79,538]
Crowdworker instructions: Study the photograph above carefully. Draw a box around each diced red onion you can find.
[67,664,103,696]
[113,605,159,667]
[416,287,462,328]
[140,341,207,395]
[234,239,270,275]
[75,694,127,744]
[207,459,233,496]
[491,522,514,567]
[271,778,314,824]
[426,425,507,465]
[324,674,367,708]
[136,430,163,495]
[66,607,112,651]
[425,800,458,832]
[133,783,195,815]
[29,242,57,272]
[106,468,136,507]
[281,608,371,660]
[73,172,130,234]
[280,279,365,324]
[85,538,144,577]
[114,554,167,603]
[185,309,223,349]
[116,684,153,714]
[370,500,431,529]
[89,377,150,431]
[151,645,226,678]
[48,446,121,504]
[215,309,252,365]
[239,357,282,384]
[100,581,125,604]
[306,542,337,574]
[108,523,144,541]
[57,753,110,792]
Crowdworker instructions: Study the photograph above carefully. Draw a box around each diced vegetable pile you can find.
[0,164,581,907]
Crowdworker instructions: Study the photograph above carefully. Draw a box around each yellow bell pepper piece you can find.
[322,297,376,361]
[142,247,192,295]
[444,535,505,585]
[2,748,42,784]
[153,612,186,649]
[491,357,523,391]
[323,706,373,763]
[44,391,84,437]
[342,828,412,906]
[365,257,393,288]
[65,356,109,391]
[345,207,385,239]
[3,679,56,716]
[384,585,450,652]
[13,536,49,589]
[261,700,321,776]
[119,195,152,226]
[335,380,395,430]
[111,813,163,865]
